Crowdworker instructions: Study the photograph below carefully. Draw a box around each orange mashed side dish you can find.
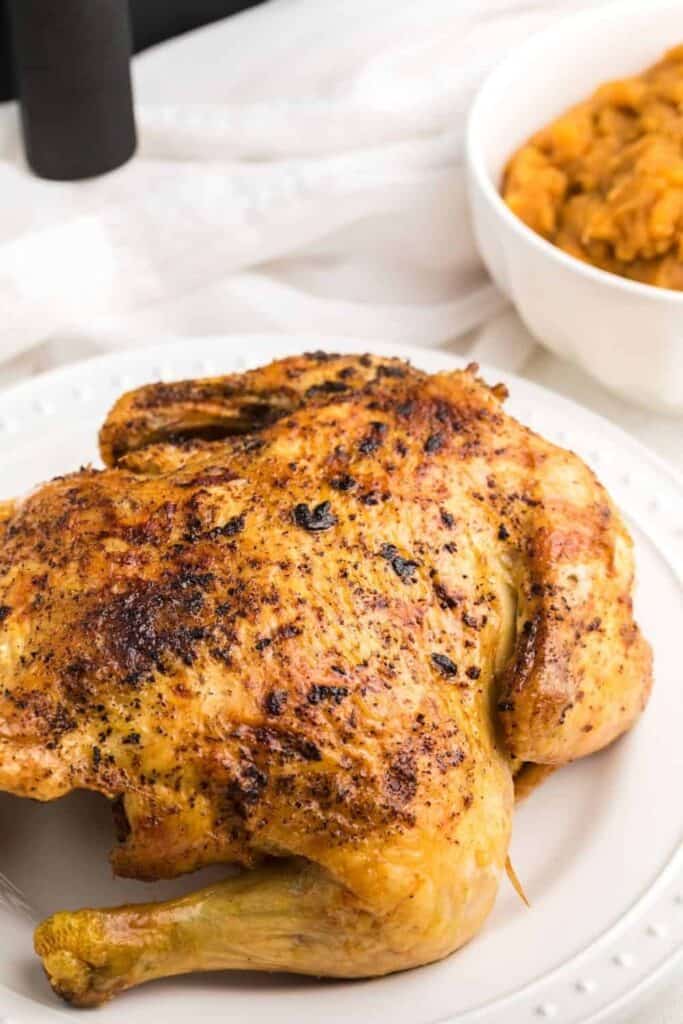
[502,45,683,289]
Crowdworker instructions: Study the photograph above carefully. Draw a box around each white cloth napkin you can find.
[0,0,612,382]
[0,3,680,1019]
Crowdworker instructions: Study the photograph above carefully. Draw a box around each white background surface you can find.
[0,1,680,1020]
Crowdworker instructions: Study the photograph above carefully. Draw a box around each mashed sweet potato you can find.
[502,45,683,289]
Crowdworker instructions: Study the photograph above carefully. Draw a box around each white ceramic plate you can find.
[0,337,681,1024]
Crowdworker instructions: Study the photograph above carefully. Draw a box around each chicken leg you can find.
[36,861,387,1007]
[35,825,507,1010]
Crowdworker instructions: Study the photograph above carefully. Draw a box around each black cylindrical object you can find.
[10,0,137,181]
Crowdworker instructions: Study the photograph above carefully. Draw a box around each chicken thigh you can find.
[0,354,651,1006]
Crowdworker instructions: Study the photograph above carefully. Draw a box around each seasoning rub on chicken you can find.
[0,353,652,1006]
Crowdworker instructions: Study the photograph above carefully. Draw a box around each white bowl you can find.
[466,0,683,414]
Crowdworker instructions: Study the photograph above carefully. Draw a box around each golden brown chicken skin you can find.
[0,353,651,1006]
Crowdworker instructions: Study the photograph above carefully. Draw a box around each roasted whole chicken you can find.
[0,353,651,1007]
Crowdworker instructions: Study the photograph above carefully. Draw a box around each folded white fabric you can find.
[0,0,610,378]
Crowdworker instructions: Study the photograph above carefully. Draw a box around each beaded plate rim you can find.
[0,335,680,1024]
